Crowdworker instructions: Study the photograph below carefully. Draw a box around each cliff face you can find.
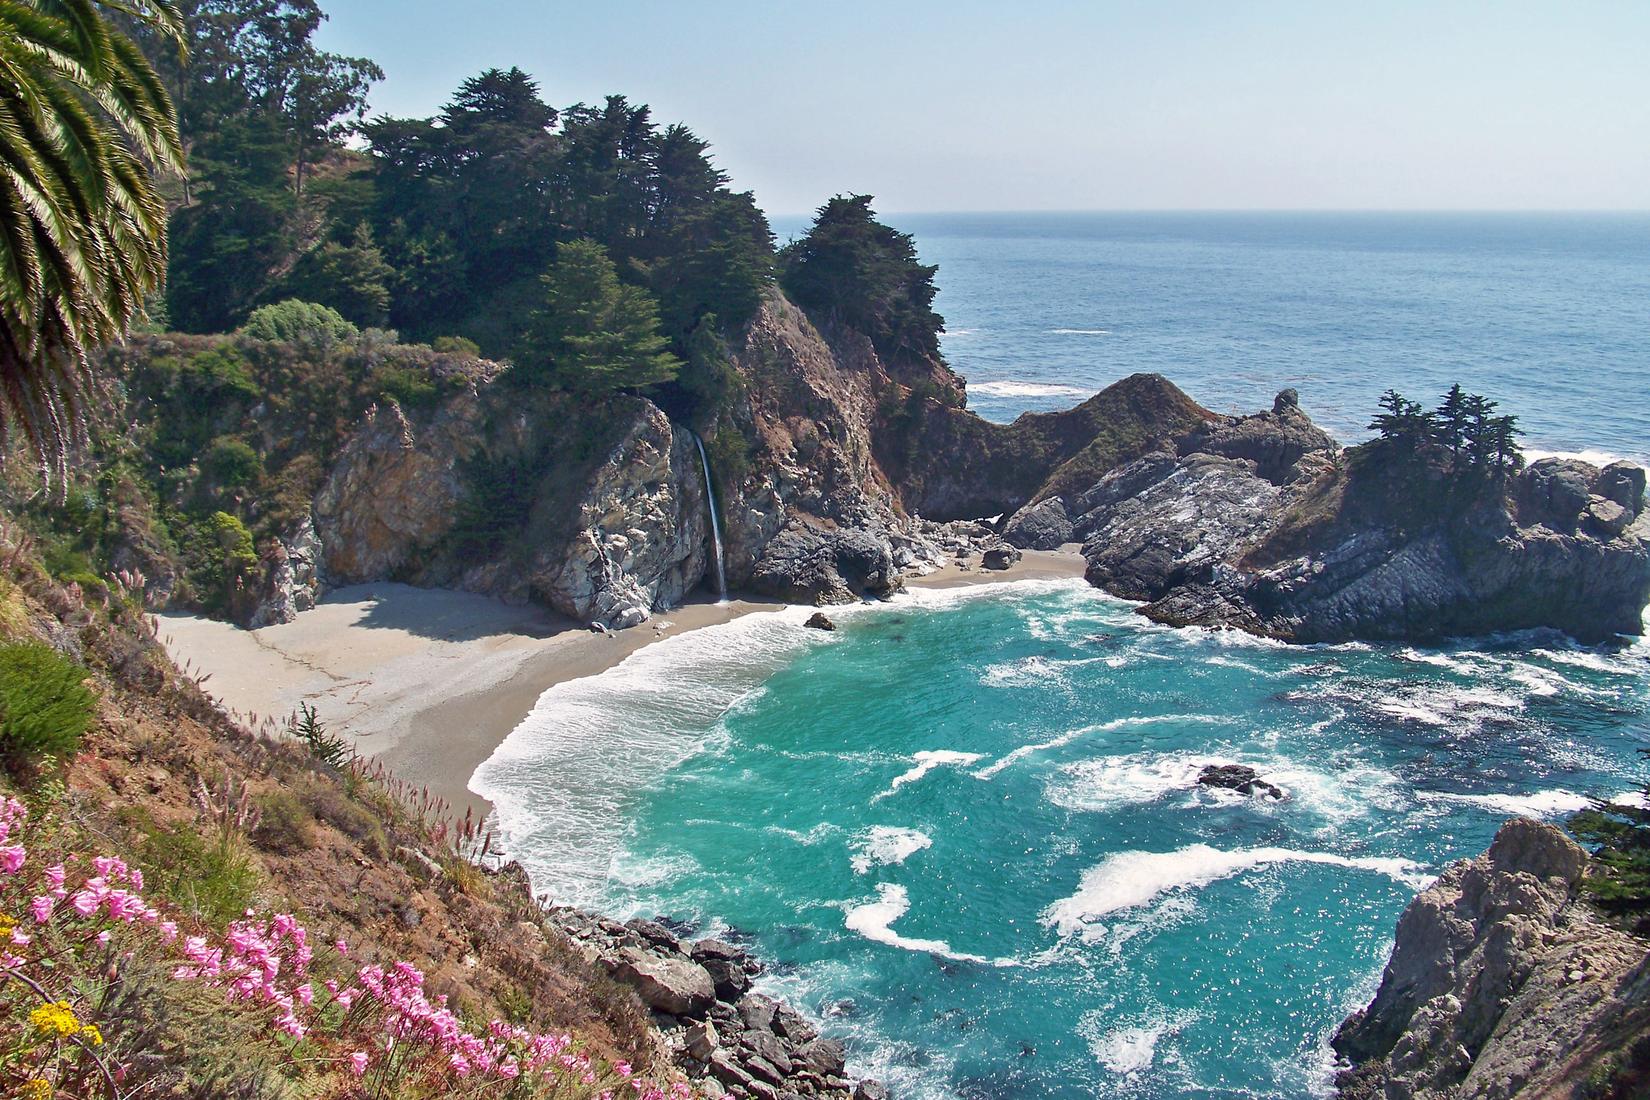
[1055,390,1650,644]
[1334,819,1650,1100]
[307,391,707,629]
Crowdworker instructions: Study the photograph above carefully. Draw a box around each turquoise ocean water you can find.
[474,215,1650,1098]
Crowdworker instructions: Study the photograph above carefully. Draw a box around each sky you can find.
[315,1,1650,217]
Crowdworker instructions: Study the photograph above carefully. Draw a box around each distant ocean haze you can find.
[774,211,1650,464]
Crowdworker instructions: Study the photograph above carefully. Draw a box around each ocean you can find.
[783,211,1650,460]
[474,214,1650,1099]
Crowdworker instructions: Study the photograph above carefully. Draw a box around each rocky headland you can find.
[1007,389,1650,644]
[1334,819,1650,1100]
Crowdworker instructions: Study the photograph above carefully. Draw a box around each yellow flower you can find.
[20,1079,52,1100]
[29,1000,82,1038]
[81,1024,104,1046]
[0,911,15,936]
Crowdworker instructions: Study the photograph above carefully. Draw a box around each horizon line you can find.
[769,206,1650,220]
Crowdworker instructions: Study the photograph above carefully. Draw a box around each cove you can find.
[473,579,1649,1099]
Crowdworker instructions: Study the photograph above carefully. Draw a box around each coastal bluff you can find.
[1333,819,1650,1100]
[101,297,1649,645]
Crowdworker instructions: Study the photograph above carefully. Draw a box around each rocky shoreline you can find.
[549,906,886,1100]
[1333,819,1650,1099]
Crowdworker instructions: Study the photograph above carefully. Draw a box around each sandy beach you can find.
[160,547,1087,821]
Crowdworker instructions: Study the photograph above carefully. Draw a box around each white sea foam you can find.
[850,826,933,874]
[1049,328,1112,335]
[472,604,829,906]
[1372,683,1524,728]
[1523,447,1639,468]
[980,654,1071,689]
[844,883,1009,965]
[875,750,984,800]
[969,380,1095,399]
[1044,845,1430,939]
[1419,789,1595,817]
[975,715,1227,781]
[1079,1011,1194,1076]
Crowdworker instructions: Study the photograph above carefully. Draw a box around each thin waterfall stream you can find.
[692,433,728,601]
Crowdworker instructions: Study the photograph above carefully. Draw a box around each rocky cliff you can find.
[241,290,1205,627]
[1039,389,1650,644]
[1334,819,1650,1100]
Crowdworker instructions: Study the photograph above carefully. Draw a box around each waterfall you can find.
[691,433,729,601]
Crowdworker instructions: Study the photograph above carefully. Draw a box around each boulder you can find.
[1586,496,1631,539]
[803,612,837,631]
[795,1038,848,1078]
[685,1019,719,1062]
[737,993,780,1034]
[691,938,755,999]
[608,948,715,1017]
[1594,461,1646,514]
[1518,458,1595,529]
[1003,496,1073,550]
[981,544,1022,570]
[1196,764,1285,800]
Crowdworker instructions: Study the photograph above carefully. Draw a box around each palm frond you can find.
[0,0,181,478]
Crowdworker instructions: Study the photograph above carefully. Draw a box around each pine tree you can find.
[1368,390,1433,450]
[1437,383,1469,460]
[517,240,681,394]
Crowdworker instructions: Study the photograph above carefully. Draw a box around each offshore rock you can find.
[803,612,837,631]
[1334,819,1650,1100]
[1074,393,1650,644]
[1196,764,1285,800]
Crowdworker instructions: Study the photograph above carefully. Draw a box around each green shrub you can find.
[371,364,439,408]
[0,642,97,776]
[203,436,263,488]
[132,815,261,924]
[209,511,257,573]
[432,335,481,357]
[252,789,316,854]
[240,299,359,349]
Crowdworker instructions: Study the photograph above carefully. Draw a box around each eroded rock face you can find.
[534,406,707,627]
[248,514,322,628]
[311,391,707,628]
[1334,819,1650,1100]
[1003,495,1073,550]
[1073,393,1650,644]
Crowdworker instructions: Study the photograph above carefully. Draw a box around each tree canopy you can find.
[1367,385,1523,482]
[515,240,680,395]
[779,195,944,362]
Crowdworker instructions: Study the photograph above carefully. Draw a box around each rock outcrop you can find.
[1070,392,1650,644]
[1196,763,1285,800]
[303,391,707,629]
[552,908,885,1100]
[1334,819,1650,1100]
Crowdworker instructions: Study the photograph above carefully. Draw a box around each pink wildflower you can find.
[349,1052,368,1076]
[29,896,51,923]
[0,844,24,874]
